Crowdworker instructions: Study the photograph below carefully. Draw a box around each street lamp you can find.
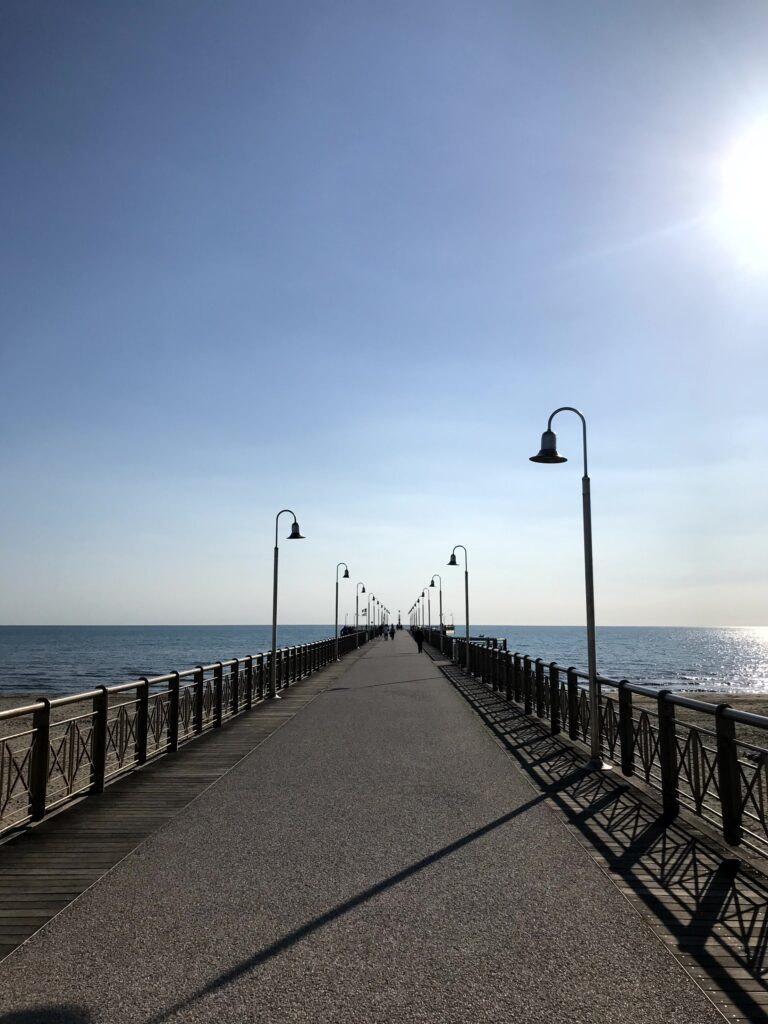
[447,545,470,669]
[530,406,605,770]
[430,575,443,635]
[423,588,431,636]
[335,563,349,660]
[355,582,366,646]
[270,509,305,698]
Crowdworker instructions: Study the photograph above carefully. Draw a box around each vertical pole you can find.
[335,579,339,660]
[513,653,522,703]
[168,672,180,752]
[549,663,560,735]
[715,704,742,846]
[246,656,253,709]
[137,679,149,764]
[270,543,279,697]
[535,658,545,718]
[92,687,108,792]
[464,568,470,670]
[194,667,204,733]
[355,590,359,646]
[567,668,579,740]
[582,475,601,765]
[214,663,223,728]
[618,681,634,776]
[231,659,240,714]
[523,656,533,715]
[30,698,51,821]
[657,691,679,817]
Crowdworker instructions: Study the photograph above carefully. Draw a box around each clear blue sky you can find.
[1,1,767,626]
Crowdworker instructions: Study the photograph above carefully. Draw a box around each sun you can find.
[718,120,768,272]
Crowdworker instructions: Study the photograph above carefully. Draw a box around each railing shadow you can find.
[448,667,768,1019]
[144,785,578,1023]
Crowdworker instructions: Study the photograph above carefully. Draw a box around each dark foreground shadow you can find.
[446,665,768,1021]
[0,1009,91,1023]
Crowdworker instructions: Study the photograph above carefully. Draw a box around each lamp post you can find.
[335,563,350,660]
[369,593,374,636]
[355,582,366,646]
[430,575,443,636]
[530,406,605,769]
[447,545,470,669]
[424,588,431,637]
[270,509,305,699]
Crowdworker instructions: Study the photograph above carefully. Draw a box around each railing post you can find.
[549,663,560,735]
[194,667,204,733]
[246,656,253,709]
[30,697,51,821]
[523,656,532,714]
[137,679,149,765]
[535,658,544,718]
[503,652,512,701]
[168,672,180,753]
[513,653,522,703]
[231,659,239,714]
[92,687,109,793]
[715,704,743,846]
[567,668,579,740]
[214,662,223,728]
[618,680,634,776]
[657,691,679,817]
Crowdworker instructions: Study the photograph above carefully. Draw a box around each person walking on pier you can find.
[414,627,424,653]
[389,625,395,640]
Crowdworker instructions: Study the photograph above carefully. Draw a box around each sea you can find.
[0,625,767,697]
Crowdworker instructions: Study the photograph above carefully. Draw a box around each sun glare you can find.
[718,120,768,272]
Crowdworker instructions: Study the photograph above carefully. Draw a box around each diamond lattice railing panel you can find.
[106,705,139,771]
[739,752,768,839]
[675,727,720,817]
[0,738,33,819]
[631,710,661,784]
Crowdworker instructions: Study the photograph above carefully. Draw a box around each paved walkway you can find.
[0,631,725,1023]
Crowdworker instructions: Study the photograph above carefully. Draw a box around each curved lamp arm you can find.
[547,407,589,477]
[275,508,299,545]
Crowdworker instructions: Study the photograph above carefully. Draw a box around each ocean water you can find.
[0,625,338,697]
[0,625,767,697]
[471,625,768,693]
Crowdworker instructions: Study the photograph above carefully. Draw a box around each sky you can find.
[1,0,768,627]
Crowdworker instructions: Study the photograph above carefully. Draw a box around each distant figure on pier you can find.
[413,628,424,653]
[389,625,395,639]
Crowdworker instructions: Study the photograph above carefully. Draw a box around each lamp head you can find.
[288,520,305,539]
[430,578,435,587]
[342,568,350,579]
[361,584,366,593]
[447,553,458,567]
[530,429,567,464]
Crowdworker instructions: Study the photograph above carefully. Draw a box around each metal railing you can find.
[428,628,768,860]
[0,630,371,839]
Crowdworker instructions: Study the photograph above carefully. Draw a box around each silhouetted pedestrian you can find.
[414,628,424,653]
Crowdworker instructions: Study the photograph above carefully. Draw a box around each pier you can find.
[0,630,767,1021]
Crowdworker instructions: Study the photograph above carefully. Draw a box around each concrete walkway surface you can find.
[0,631,724,1023]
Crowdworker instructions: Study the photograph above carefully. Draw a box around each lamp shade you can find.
[447,553,458,566]
[430,579,435,587]
[288,520,305,539]
[361,585,366,593]
[529,430,567,464]
[342,568,350,579]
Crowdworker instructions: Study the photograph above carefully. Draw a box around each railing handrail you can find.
[450,633,768,733]
[0,628,373,837]
[434,627,768,858]
[0,633,370,722]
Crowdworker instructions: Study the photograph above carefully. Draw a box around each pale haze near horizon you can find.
[1,1,767,629]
